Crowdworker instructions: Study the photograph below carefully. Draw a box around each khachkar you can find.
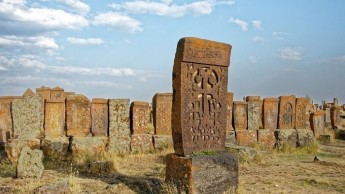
[166,37,238,194]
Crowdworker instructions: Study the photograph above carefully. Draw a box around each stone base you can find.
[107,136,131,154]
[257,129,276,148]
[70,137,108,155]
[225,131,236,145]
[166,152,238,194]
[5,139,40,162]
[41,137,69,159]
[225,144,260,163]
[296,129,314,147]
[17,147,44,178]
[235,130,257,146]
[275,129,297,148]
[130,134,153,152]
[153,135,173,150]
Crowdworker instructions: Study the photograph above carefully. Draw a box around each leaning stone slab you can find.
[17,147,44,178]
[275,129,297,148]
[246,96,260,130]
[41,137,69,159]
[107,136,131,154]
[296,129,314,147]
[166,152,238,194]
[33,180,71,194]
[91,98,108,137]
[130,134,153,152]
[225,131,236,145]
[152,93,173,135]
[70,137,108,155]
[235,130,257,146]
[109,99,130,136]
[12,94,41,139]
[257,129,276,148]
[45,99,65,138]
[5,139,40,162]
[131,101,150,135]
[153,135,173,150]
[66,95,91,137]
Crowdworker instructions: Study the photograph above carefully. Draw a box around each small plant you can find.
[190,150,217,157]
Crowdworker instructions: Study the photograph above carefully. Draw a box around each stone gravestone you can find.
[44,99,65,138]
[324,107,331,128]
[233,101,247,130]
[166,37,238,194]
[36,86,51,136]
[311,111,325,138]
[16,147,44,178]
[91,98,108,136]
[263,98,279,130]
[246,96,260,130]
[51,87,64,100]
[226,92,234,132]
[295,97,308,129]
[0,102,12,146]
[278,95,296,129]
[331,106,341,129]
[66,95,91,137]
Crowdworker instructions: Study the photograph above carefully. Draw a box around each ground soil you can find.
[0,140,345,194]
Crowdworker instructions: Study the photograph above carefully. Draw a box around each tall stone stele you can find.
[166,37,238,194]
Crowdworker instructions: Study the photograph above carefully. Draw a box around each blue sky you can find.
[0,0,344,105]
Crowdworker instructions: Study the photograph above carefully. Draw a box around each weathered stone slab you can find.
[0,102,12,144]
[295,97,308,129]
[131,101,150,135]
[278,95,296,129]
[263,98,279,130]
[41,137,69,159]
[331,106,341,129]
[36,86,51,136]
[153,135,173,150]
[324,107,331,128]
[225,131,236,145]
[233,101,247,130]
[91,98,108,137]
[246,96,260,130]
[109,99,130,136]
[12,94,41,139]
[235,130,257,146]
[257,129,276,148]
[5,139,40,162]
[259,100,264,129]
[45,99,65,138]
[17,147,44,178]
[311,111,325,138]
[166,152,238,194]
[70,137,108,154]
[225,144,259,163]
[172,37,231,156]
[296,129,314,147]
[152,93,172,135]
[306,103,312,130]
[50,86,64,100]
[64,92,75,99]
[275,129,297,148]
[107,136,131,154]
[226,92,234,131]
[130,134,153,152]
[33,180,71,194]
[66,95,91,137]
[22,88,35,97]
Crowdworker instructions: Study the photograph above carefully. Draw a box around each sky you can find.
[0,0,344,105]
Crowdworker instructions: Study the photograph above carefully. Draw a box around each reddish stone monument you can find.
[311,111,325,138]
[226,92,234,131]
[331,106,341,129]
[152,93,172,135]
[66,95,91,137]
[51,87,64,100]
[233,101,247,130]
[91,98,108,136]
[36,86,51,136]
[246,96,260,130]
[235,130,257,146]
[295,97,308,129]
[263,98,279,130]
[44,99,65,138]
[0,103,11,145]
[278,95,296,129]
[131,101,150,135]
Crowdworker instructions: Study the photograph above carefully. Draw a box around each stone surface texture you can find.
[66,94,91,137]
[246,96,260,130]
[131,101,150,135]
[109,99,130,136]
[44,99,65,138]
[130,134,153,152]
[5,139,40,162]
[152,93,173,135]
[41,137,69,159]
[88,161,111,175]
[233,101,247,131]
[235,130,257,146]
[91,98,108,136]
[50,87,64,100]
[278,95,296,129]
[226,92,234,131]
[311,111,325,138]
[257,129,276,148]
[225,144,260,163]
[225,131,236,145]
[36,86,51,136]
[295,97,309,129]
[296,129,314,147]
[331,106,341,128]
[263,98,279,130]
[275,129,297,147]
[166,152,238,194]
[0,102,12,144]
[16,147,44,178]
[153,135,173,150]
[324,108,331,128]
[172,37,231,156]
[70,137,108,154]
[12,94,41,139]
[33,180,71,194]
[107,136,131,154]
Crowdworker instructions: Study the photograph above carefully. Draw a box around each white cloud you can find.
[319,55,345,65]
[0,66,7,70]
[252,20,262,30]
[273,31,289,40]
[229,17,248,31]
[83,81,132,88]
[57,0,90,15]
[0,36,59,49]
[253,36,264,42]
[108,0,235,17]
[67,37,104,45]
[279,47,302,61]
[55,56,66,60]
[249,56,257,63]
[92,12,143,33]
[124,39,131,44]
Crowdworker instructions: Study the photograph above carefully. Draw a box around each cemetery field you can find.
[0,140,345,194]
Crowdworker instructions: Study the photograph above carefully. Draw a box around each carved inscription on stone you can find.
[295,97,308,129]
[131,101,149,135]
[153,93,172,135]
[278,95,296,129]
[66,95,91,137]
[263,98,279,130]
[172,37,231,156]
[45,99,65,138]
[51,87,64,100]
[109,99,130,136]
[91,98,108,137]
[233,101,247,130]
[226,92,234,131]
[246,96,260,130]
